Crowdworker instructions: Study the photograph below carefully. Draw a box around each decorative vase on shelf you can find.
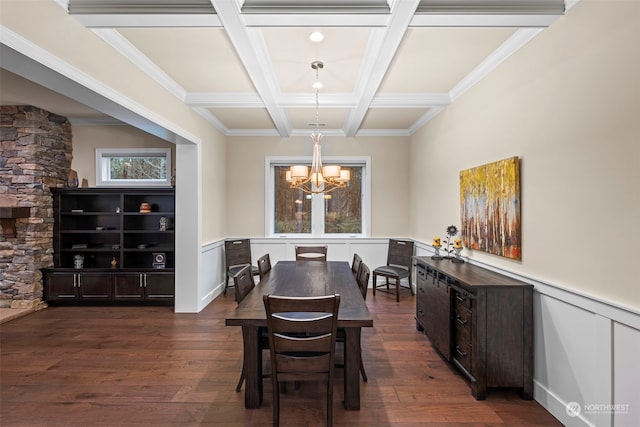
[139,202,151,213]
[67,169,79,188]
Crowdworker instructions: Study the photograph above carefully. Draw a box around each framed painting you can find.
[460,156,521,260]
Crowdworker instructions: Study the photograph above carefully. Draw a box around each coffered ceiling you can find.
[0,0,569,137]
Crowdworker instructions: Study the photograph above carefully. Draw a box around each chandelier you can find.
[285,61,350,194]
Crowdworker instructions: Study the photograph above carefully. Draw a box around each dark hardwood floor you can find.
[0,291,562,426]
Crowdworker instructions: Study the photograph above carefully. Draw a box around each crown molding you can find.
[408,106,445,135]
[449,27,542,102]
[91,29,187,102]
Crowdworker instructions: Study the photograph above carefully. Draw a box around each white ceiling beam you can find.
[343,0,421,137]
[186,92,265,108]
[240,0,390,14]
[370,93,451,108]
[68,0,222,27]
[210,0,292,137]
[241,14,390,27]
[70,14,222,28]
[409,14,559,27]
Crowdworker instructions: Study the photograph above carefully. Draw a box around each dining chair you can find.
[372,239,415,302]
[356,262,370,301]
[351,253,363,277]
[295,245,328,261]
[233,265,269,392]
[336,262,370,382]
[257,253,272,280]
[263,294,340,427]
[224,239,259,295]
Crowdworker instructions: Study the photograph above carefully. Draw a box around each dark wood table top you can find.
[225,261,373,328]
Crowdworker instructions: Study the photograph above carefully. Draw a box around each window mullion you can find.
[311,193,325,236]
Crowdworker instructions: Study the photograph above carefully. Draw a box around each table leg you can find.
[242,325,262,408]
[343,327,362,410]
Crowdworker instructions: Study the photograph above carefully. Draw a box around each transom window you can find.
[266,157,370,237]
[96,148,172,187]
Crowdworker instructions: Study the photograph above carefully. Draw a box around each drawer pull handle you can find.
[456,346,467,357]
[456,315,467,325]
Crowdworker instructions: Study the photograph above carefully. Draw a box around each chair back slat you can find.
[273,333,333,354]
[351,253,363,276]
[233,265,255,304]
[257,253,272,279]
[387,239,414,270]
[225,239,253,268]
[357,263,370,300]
[295,245,328,261]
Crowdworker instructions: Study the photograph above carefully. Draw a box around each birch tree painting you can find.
[460,157,521,260]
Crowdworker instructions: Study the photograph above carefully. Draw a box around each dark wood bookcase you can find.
[42,187,175,305]
[414,256,533,400]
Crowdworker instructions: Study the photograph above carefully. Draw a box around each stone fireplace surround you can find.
[0,105,72,313]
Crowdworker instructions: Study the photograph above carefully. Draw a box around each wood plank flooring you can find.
[0,292,562,426]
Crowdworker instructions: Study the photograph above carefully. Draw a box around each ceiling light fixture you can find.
[285,61,350,195]
[309,31,324,42]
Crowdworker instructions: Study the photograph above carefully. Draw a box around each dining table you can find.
[225,260,374,410]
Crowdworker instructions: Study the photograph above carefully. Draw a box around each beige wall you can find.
[225,135,410,237]
[71,124,175,187]
[409,0,640,308]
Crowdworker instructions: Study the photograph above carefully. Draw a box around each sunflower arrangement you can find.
[444,225,459,258]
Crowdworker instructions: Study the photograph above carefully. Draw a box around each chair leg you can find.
[359,354,368,382]
[327,376,333,427]
[396,278,400,302]
[224,273,230,295]
[235,364,245,392]
[409,275,414,296]
[273,379,280,427]
[372,273,376,296]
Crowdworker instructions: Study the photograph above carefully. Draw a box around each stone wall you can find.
[0,105,72,309]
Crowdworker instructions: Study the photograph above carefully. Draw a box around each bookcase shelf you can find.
[43,187,175,305]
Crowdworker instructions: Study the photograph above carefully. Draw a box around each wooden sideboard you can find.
[414,256,533,400]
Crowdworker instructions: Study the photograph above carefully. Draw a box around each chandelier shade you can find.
[285,61,350,195]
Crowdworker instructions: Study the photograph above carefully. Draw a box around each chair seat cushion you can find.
[373,265,409,279]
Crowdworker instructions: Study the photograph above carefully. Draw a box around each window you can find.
[96,148,172,187]
[266,157,370,237]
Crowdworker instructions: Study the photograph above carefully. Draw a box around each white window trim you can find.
[265,156,371,238]
[96,148,172,187]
